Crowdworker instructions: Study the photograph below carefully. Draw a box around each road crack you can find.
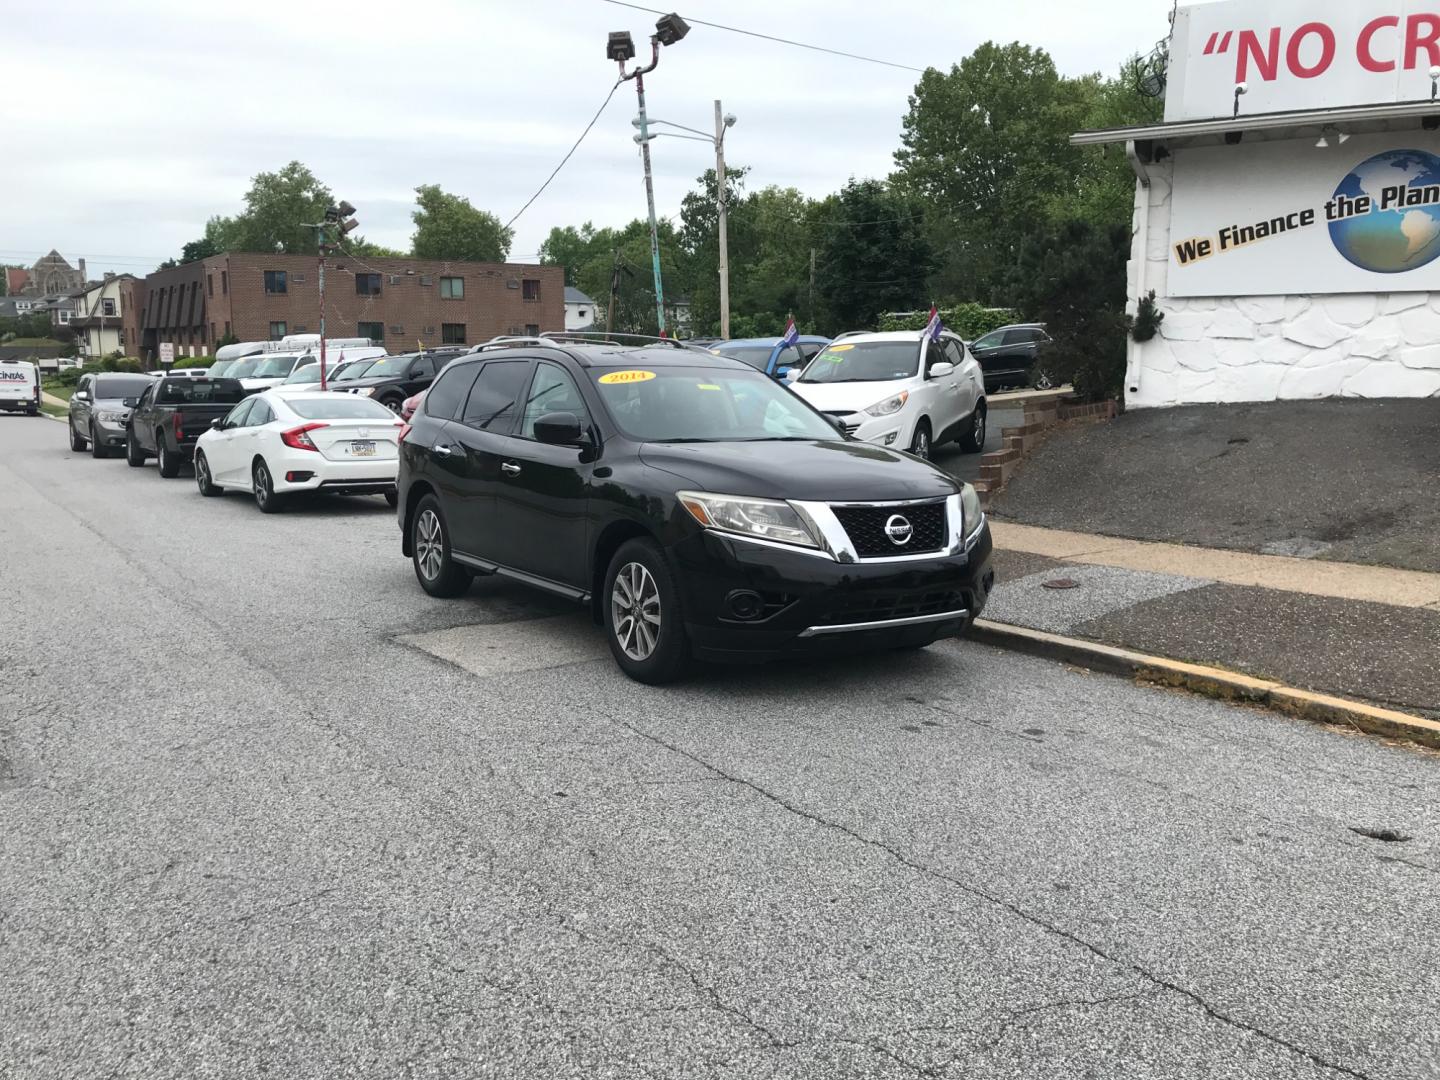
[612,717,1379,1080]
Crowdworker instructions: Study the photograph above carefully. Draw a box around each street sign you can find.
[159,343,175,366]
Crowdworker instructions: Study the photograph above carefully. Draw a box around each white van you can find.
[0,359,40,416]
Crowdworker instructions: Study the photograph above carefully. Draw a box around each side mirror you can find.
[533,411,585,446]
[122,397,139,408]
[74,390,90,402]
[826,414,848,436]
[928,361,955,379]
[210,418,224,430]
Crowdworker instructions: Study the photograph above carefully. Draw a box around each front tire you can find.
[603,538,691,684]
[411,494,471,597]
[70,421,87,452]
[381,396,404,415]
[958,403,987,453]
[908,419,932,461]
[252,458,283,514]
[384,490,399,508]
[125,429,146,467]
[195,451,222,496]
[89,423,108,459]
[1031,368,1055,391]
[157,436,181,478]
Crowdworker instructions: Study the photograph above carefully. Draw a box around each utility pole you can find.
[610,13,689,338]
[310,201,358,390]
[715,99,730,342]
[606,251,621,336]
[809,247,816,328]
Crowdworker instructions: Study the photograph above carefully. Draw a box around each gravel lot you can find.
[990,399,1440,573]
[3,413,1439,1079]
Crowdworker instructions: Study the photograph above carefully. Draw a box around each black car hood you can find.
[335,375,397,390]
[638,439,959,503]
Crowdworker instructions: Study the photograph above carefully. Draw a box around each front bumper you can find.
[95,419,128,446]
[671,521,994,663]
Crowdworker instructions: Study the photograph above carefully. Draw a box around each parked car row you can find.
[57,331,997,684]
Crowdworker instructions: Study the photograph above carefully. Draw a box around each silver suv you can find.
[68,372,156,458]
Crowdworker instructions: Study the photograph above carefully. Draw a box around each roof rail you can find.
[542,330,715,355]
[831,330,872,341]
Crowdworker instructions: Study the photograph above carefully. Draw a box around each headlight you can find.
[961,483,983,537]
[677,491,820,549]
[97,410,127,422]
[353,387,375,397]
[863,390,909,417]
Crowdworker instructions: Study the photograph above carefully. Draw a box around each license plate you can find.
[351,440,376,457]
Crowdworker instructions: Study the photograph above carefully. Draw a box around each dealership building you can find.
[1075,0,1440,407]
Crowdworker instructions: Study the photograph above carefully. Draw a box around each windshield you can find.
[361,356,410,379]
[712,345,774,371]
[207,360,235,377]
[592,366,836,443]
[332,359,379,381]
[798,341,920,384]
[94,375,154,399]
[227,359,262,379]
[283,363,323,384]
[286,396,395,420]
[251,355,303,378]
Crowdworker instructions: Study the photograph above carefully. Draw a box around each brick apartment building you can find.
[139,253,565,360]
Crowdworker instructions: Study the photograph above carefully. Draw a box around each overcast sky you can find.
[0,0,1173,279]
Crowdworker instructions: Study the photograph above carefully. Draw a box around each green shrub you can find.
[173,355,215,369]
[876,302,1016,341]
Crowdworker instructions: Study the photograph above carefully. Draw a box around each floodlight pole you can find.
[715,99,730,341]
[621,40,667,337]
[316,231,329,390]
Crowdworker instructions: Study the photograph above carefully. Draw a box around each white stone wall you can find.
[1125,158,1440,408]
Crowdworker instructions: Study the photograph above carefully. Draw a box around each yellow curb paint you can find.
[990,521,1440,609]
[969,618,1440,750]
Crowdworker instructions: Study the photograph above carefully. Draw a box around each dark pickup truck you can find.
[125,377,247,477]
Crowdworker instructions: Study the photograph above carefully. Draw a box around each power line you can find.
[598,1,925,73]
[505,78,624,231]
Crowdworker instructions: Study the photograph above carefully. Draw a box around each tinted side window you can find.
[409,355,437,379]
[461,361,531,432]
[943,339,966,367]
[521,363,588,439]
[973,331,1002,350]
[1003,329,1033,346]
[924,340,947,372]
[424,364,481,420]
[247,401,274,426]
[223,399,254,428]
[797,343,823,361]
[773,345,800,371]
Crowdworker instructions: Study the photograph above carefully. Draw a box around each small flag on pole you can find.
[924,304,943,342]
[779,314,799,348]
[418,340,425,354]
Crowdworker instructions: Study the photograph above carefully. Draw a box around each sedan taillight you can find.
[281,422,328,451]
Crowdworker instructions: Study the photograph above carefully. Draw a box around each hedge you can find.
[876,303,1017,341]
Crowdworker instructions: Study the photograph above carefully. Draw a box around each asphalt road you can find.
[3,412,1439,1080]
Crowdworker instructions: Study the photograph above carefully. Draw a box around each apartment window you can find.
[522,279,541,301]
[440,276,464,299]
[200,324,208,343]
[211,323,217,342]
[419,274,433,286]
[224,321,231,337]
[221,271,228,294]
[355,273,382,296]
[269,321,287,339]
[102,298,116,316]
[441,323,466,344]
[264,270,287,294]
[525,324,540,337]
[357,321,383,341]
[207,274,214,298]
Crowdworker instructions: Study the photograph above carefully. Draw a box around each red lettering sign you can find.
[1358,15,1400,72]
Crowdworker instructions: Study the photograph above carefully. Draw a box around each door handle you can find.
[433,443,454,457]
[500,461,522,476]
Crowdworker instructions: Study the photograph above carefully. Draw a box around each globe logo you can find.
[1329,149,1440,274]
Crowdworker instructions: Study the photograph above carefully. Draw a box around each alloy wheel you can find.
[610,562,662,662]
[196,455,208,493]
[911,427,930,460]
[415,508,444,582]
[254,463,270,507]
[973,410,986,446]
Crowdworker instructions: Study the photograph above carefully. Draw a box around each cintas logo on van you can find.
[0,369,32,382]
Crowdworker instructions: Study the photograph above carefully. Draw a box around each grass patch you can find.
[5,338,64,348]
[41,380,73,401]
[40,400,67,418]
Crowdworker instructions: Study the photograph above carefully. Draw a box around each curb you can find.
[969,618,1440,750]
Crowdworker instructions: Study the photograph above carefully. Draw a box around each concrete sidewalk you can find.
[985,521,1440,718]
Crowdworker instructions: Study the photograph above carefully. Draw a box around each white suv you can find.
[787,330,987,459]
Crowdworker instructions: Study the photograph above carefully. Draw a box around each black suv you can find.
[968,323,1054,391]
[337,348,468,413]
[397,340,994,683]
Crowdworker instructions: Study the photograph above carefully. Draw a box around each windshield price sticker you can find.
[598,370,657,385]
[696,383,721,391]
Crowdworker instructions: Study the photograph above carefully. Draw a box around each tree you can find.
[1006,217,1131,401]
[540,224,605,285]
[223,161,334,255]
[812,179,931,331]
[410,185,512,262]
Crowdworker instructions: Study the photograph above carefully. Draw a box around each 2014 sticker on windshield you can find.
[823,344,854,361]
[598,370,657,385]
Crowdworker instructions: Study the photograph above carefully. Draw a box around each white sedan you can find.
[193,389,403,513]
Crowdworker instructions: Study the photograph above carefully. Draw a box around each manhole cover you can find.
[1041,578,1080,590]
